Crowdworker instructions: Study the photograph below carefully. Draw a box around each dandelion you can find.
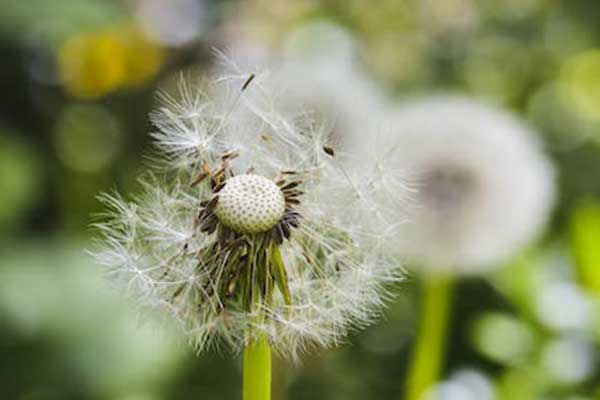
[384,96,555,273]
[276,21,386,149]
[360,96,555,399]
[91,54,405,399]
[272,56,385,154]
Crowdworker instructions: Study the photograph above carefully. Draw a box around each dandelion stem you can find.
[243,335,272,400]
[405,274,454,400]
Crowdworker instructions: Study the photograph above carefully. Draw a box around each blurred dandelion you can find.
[222,20,386,153]
[91,54,406,399]
[384,96,555,273]
[364,96,555,399]
[276,24,386,153]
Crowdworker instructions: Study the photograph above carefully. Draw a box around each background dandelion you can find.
[382,96,556,273]
[219,20,387,154]
[364,96,555,400]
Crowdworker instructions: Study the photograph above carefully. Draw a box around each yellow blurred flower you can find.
[57,24,164,99]
[119,26,166,86]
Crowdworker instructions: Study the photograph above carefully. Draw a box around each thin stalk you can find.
[405,274,454,400]
[243,335,272,400]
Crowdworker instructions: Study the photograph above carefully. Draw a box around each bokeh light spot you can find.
[0,130,42,229]
[135,0,207,47]
[541,336,596,385]
[561,50,600,123]
[54,104,122,173]
[471,312,534,365]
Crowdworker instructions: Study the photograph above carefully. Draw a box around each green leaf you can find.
[570,199,600,293]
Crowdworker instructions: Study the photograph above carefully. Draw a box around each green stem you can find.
[405,274,454,400]
[243,335,272,400]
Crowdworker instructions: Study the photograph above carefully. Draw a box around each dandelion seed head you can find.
[91,53,406,358]
[214,174,285,234]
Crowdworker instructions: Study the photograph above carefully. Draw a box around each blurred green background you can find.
[3,0,600,399]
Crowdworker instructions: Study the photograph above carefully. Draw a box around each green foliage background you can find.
[2,0,600,399]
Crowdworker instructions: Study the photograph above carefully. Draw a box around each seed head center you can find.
[214,174,285,234]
